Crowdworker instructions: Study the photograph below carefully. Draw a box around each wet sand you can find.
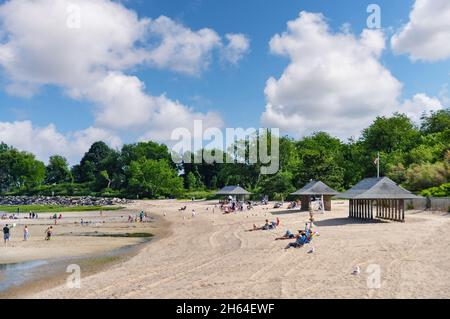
[0,205,170,298]
[24,199,450,299]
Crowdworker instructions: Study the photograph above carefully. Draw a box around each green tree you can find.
[45,155,72,184]
[361,113,420,153]
[295,132,345,190]
[128,159,184,198]
[421,109,450,134]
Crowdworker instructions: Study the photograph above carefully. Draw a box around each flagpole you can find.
[377,152,380,178]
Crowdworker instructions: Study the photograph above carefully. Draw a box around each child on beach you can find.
[45,226,53,241]
[23,225,30,241]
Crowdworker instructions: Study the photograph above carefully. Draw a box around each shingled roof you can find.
[291,180,340,196]
[339,177,420,199]
[216,186,252,196]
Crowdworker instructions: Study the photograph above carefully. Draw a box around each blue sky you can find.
[0,0,449,162]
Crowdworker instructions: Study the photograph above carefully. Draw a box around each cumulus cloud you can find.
[0,0,243,158]
[0,121,121,163]
[221,33,251,64]
[400,93,445,123]
[261,11,403,138]
[391,0,450,62]
[146,16,222,75]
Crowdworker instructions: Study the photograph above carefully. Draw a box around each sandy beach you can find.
[5,199,445,299]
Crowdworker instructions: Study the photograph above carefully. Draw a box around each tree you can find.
[0,145,45,192]
[45,155,72,184]
[257,171,295,200]
[404,161,449,191]
[361,113,420,153]
[128,159,184,198]
[75,141,115,183]
[295,132,345,190]
[421,109,450,134]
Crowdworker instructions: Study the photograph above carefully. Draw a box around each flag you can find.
[374,157,379,166]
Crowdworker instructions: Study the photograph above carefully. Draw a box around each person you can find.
[23,225,30,241]
[139,211,145,222]
[192,210,196,218]
[45,226,53,241]
[59,214,63,220]
[285,231,308,249]
[275,230,296,240]
[249,218,280,231]
[3,224,10,244]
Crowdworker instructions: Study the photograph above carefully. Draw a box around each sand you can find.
[10,200,450,299]
[0,209,162,265]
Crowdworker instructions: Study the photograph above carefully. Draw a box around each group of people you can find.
[128,210,148,223]
[220,200,254,214]
[28,212,39,219]
[248,209,319,250]
[2,224,54,244]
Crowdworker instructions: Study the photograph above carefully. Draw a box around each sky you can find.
[0,0,449,164]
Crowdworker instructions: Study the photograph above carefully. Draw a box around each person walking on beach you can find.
[3,224,10,245]
[23,225,30,241]
[140,210,145,223]
[45,226,53,241]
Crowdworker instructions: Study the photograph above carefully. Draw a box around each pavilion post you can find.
[400,199,405,222]
[365,200,368,219]
[350,199,353,218]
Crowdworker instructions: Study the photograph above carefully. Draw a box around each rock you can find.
[0,196,132,207]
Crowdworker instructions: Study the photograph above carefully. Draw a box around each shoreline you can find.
[0,206,172,298]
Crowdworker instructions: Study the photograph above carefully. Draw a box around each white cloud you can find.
[146,16,222,75]
[221,33,250,64]
[391,0,450,62]
[400,93,444,123]
[261,11,403,139]
[0,0,243,152]
[0,121,121,164]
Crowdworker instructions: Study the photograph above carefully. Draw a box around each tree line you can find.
[1,110,449,199]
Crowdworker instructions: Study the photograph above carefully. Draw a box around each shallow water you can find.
[0,240,149,296]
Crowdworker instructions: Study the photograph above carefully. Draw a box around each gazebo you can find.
[339,177,420,222]
[291,180,340,212]
[216,186,251,202]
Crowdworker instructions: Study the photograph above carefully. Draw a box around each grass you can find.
[0,205,124,213]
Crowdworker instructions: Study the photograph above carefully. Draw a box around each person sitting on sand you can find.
[275,230,296,240]
[285,231,308,249]
[45,226,53,241]
[248,218,280,231]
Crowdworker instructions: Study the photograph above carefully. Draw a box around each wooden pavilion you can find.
[216,186,251,202]
[339,177,420,222]
[291,180,340,212]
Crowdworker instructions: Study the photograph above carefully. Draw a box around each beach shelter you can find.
[291,180,340,212]
[339,177,420,223]
[216,186,252,201]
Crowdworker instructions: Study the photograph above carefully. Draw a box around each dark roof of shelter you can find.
[216,186,251,196]
[339,177,421,199]
[291,180,340,196]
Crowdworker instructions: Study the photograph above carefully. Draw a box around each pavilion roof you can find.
[216,186,252,196]
[339,177,421,199]
[291,180,340,196]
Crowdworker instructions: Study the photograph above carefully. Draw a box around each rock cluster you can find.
[0,196,131,206]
